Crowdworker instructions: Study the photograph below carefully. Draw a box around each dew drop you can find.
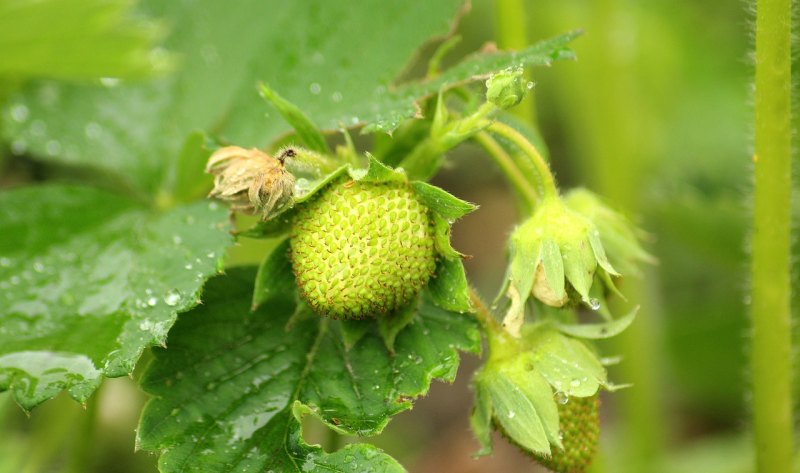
[147,297,157,307]
[32,262,44,273]
[100,77,120,87]
[309,82,322,94]
[84,122,102,139]
[508,410,516,419]
[172,235,182,245]
[164,290,180,307]
[184,263,193,270]
[45,140,61,156]
[588,298,601,311]
[331,91,343,102]
[10,104,29,122]
[526,81,535,90]
[555,392,569,405]
[0,257,10,267]
[570,379,581,388]
[10,139,27,155]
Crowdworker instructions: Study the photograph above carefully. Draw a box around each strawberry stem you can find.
[751,0,793,470]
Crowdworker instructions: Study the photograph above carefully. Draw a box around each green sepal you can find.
[541,238,566,301]
[350,153,408,184]
[432,213,462,259]
[470,383,495,457]
[411,181,477,221]
[259,82,330,154]
[475,353,562,455]
[252,239,296,311]
[428,258,472,313]
[561,238,597,304]
[338,319,372,351]
[377,301,418,353]
[522,326,607,397]
[556,307,638,340]
[507,235,543,308]
[295,165,350,202]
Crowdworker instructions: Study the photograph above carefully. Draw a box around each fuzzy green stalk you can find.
[487,121,558,199]
[751,0,793,470]
[494,0,536,125]
[473,131,538,213]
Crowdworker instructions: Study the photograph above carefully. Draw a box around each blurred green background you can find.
[0,0,775,472]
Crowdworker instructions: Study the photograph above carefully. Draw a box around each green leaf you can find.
[137,267,480,471]
[0,185,232,410]
[258,82,329,154]
[160,130,214,204]
[524,327,607,397]
[411,181,477,221]
[363,31,581,133]
[556,307,638,340]
[2,0,467,192]
[251,238,295,311]
[0,0,168,80]
[428,258,472,313]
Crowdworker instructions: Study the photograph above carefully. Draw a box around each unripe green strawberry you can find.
[534,395,600,473]
[290,178,437,319]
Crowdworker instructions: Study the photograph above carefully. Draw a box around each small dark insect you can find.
[205,146,296,220]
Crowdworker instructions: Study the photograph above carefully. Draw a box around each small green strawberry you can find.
[534,395,600,473]
[290,177,437,319]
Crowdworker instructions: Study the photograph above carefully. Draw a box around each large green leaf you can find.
[0,0,166,80]
[0,184,232,410]
[137,266,480,472]
[1,0,466,192]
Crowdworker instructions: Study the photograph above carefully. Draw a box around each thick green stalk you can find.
[751,0,793,470]
[494,0,536,125]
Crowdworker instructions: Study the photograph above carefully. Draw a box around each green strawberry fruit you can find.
[290,178,437,319]
[535,395,600,473]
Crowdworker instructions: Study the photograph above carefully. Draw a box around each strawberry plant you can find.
[0,1,672,472]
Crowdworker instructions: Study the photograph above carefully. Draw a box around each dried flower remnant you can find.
[205,146,296,219]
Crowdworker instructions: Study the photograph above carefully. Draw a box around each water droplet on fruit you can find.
[309,82,321,94]
[526,81,534,89]
[508,410,515,419]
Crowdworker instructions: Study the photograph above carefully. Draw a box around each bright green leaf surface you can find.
[1,0,466,192]
[138,267,479,471]
[0,0,167,80]
[0,185,231,409]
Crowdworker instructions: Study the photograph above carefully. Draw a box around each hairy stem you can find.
[473,131,538,212]
[469,288,503,334]
[487,121,558,198]
[751,0,793,470]
[494,0,536,125]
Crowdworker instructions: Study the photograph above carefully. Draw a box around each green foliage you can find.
[0,0,168,81]
[0,185,231,409]
[137,267,480,472]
